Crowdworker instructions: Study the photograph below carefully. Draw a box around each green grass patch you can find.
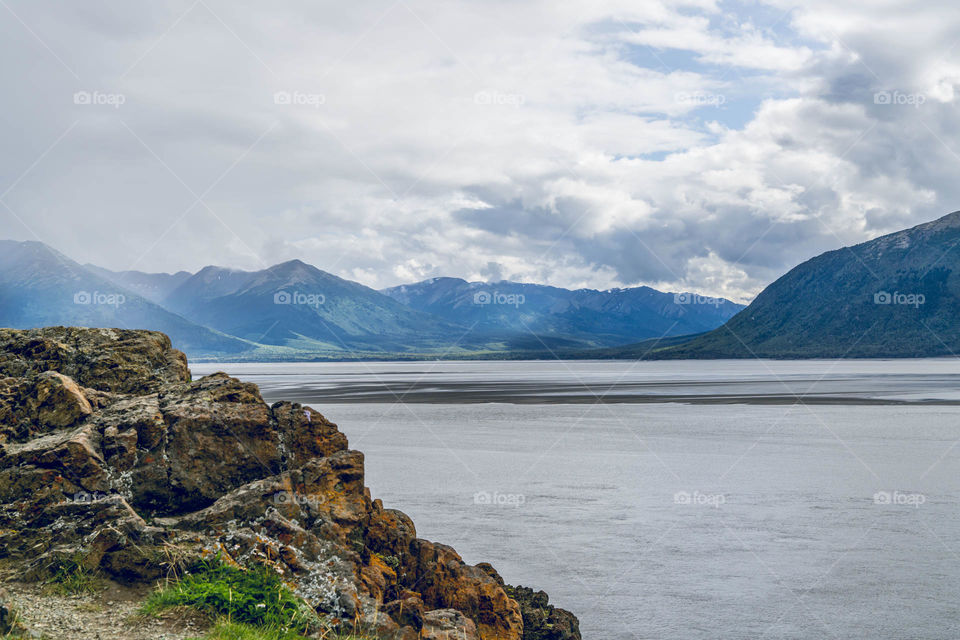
[43,554,101,595]
[185,619,309,640]
[142,558,321,638]
[185,619,377,640]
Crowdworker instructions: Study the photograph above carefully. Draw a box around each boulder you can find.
[0,327,189,393]
[0,372,95,443]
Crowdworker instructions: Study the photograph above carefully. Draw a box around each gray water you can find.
[192,360,960,639]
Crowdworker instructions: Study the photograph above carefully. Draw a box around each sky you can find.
[1,0,958,303]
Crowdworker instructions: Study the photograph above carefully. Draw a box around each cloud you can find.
[0,0,957,303]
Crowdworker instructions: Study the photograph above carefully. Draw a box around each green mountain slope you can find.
[662,211,960,359]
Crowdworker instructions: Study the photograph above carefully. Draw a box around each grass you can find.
[186,619,377,640]
[142,558,322,638]
[185,619,311,640]
[142,557,384,640]
[43,555,101,595]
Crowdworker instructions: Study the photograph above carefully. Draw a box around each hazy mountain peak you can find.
[0,239,248,356]
[267,258,312,272]
[381,276,742,347]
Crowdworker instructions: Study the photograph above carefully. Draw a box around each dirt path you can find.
[3,582,208,640]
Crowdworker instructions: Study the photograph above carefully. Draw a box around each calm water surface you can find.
[192,360,960,639]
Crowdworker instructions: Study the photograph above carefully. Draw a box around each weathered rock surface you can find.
[502,583,582,640]
[0,327,579,640]
[0,327,189,394]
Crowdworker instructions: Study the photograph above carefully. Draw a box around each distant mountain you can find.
[571,332,706,359]
[0,239,749,360]
[0,240,250,356]
[381,277,743,347]
[662,211,960,358]
[162,260,471,353]
[84,265,192,303]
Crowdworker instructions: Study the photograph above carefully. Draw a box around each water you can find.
[192,360,960,639]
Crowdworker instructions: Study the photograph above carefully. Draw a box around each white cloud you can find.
[0,0,957,305]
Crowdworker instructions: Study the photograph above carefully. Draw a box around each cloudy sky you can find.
[1,0,958,302]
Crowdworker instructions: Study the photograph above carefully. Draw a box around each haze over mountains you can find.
[83,265,192,304]
[0,239,742,360]
[7,211,960,360]
[161,261,466,353]
[0,240,249,355]
[382,277,739,349]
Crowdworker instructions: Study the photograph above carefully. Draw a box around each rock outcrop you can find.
[0,327,579,640]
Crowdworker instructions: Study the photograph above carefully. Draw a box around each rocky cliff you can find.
[0,327,580,640]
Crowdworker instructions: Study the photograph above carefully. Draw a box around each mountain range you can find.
[0,239,742,360]
[382,277,739,349]
[13,210,958,361]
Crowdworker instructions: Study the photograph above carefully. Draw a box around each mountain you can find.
[0,239,746,360]
[381,277,743,348]
[662,210,960,358]
[84,264,192,304]
[0,240,250,357]
[162,260,472,353]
